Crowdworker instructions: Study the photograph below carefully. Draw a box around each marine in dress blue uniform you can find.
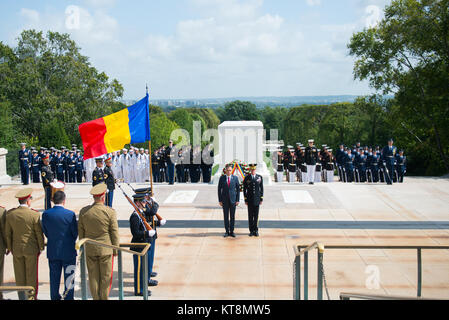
[41,192,78,300]
[18,143,31,185]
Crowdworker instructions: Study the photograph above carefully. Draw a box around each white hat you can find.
[308,139,314,143]
[122,148,128,152]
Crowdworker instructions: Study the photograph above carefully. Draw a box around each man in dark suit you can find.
[218,164,240,238]
[41,191,78,300]
[243,164,264,237]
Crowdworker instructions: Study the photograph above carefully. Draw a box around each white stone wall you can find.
[0,148,12,184]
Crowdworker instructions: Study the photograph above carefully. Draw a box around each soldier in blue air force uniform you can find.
[75,150,84,183]
[18,143,31,185]
[381,138,397,185]
[31,150,41,183]
[395,150,407,183]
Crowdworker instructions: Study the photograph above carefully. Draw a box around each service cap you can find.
[135,187,151,195]
[90,183,107,197]
[15,188,33,200]
[132,194,146,201]
[249,164,257,170]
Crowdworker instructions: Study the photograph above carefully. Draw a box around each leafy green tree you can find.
[348,0,449,173]
[215,100,260,122]
[0,30,123,147]
[260,106,288,140]
[168,109,195,143]
[187,108,220,129]
[39,119,71,149]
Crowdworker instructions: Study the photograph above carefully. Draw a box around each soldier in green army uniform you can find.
[78,183,119,300]
[5,189,45,300]
[0,202,8,300]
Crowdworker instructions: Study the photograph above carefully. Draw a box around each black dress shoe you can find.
[249,232,254,237]
[148,279,158,287]
[224,233,229,238]
[230,233,236,238]
[151,272,158,278]
[255,231,259,237]
[135,290,152,297]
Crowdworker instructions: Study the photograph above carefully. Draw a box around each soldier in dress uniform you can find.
[92,158,106,187]
[75,150,84,183]
[287,149,297,183]
[5,189,45,300]
[305,140,319,185]
[151,149,161,183]
[395,150,407,183]
[357,149,368,183]
[55,150,65,182]
[0,201,8,300]
[129,193,155,296]
[275,147,284,182]
[381,138,397,185]
[135,188,166,287]
[344,148,355,183]
[62,148,69,183]
[295,144,304,182]
[175,149,185,183]
[41,155,55,211]
[67,151,77,183]
[18,143,31,185]
[31,150,41,183]
[165,141,175,185]
[104,157,116,208]
[78,183,119,300]
[243,164,264,237]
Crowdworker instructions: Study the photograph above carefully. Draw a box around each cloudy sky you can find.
[0,0,391,100]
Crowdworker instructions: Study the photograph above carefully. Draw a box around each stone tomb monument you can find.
[0,148,12,184]
[212,121,272,185]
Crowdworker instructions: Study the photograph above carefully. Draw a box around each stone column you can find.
[0,148,12,184]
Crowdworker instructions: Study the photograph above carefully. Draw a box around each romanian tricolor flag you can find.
[79,94,151,160]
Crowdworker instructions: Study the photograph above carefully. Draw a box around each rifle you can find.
[125,183,164,222]
[116,182,153,231]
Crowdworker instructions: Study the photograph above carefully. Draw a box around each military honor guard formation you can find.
[275,138,407,185]
[17,140,215,187]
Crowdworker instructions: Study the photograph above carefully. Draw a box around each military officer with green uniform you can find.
[5,189,45,300]
[78,183,120,300]
[0,203,8,300]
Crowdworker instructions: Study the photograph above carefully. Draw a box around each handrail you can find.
[76,239,151,256]
[0,286,35,300]
[293,242,449,301]
[76,238,152,301]
[340,292,438,300]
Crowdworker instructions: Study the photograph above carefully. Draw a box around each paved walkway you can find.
[1,177,449,300]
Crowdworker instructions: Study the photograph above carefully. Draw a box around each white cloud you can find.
[306,0,322,6]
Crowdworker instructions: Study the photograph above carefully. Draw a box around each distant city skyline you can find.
[1,0,391,100]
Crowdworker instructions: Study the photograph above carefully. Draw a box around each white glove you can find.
[160,219,167,226]
[53,179,58,183]
[147,230,156,237]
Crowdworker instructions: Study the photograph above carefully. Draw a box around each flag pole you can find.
[147,84,154,197]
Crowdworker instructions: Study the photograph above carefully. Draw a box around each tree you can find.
[0,30,123,147]
[215,100,260,122]
[348,0,449,173]
[260,106,288,140]
[187,108,220,129]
